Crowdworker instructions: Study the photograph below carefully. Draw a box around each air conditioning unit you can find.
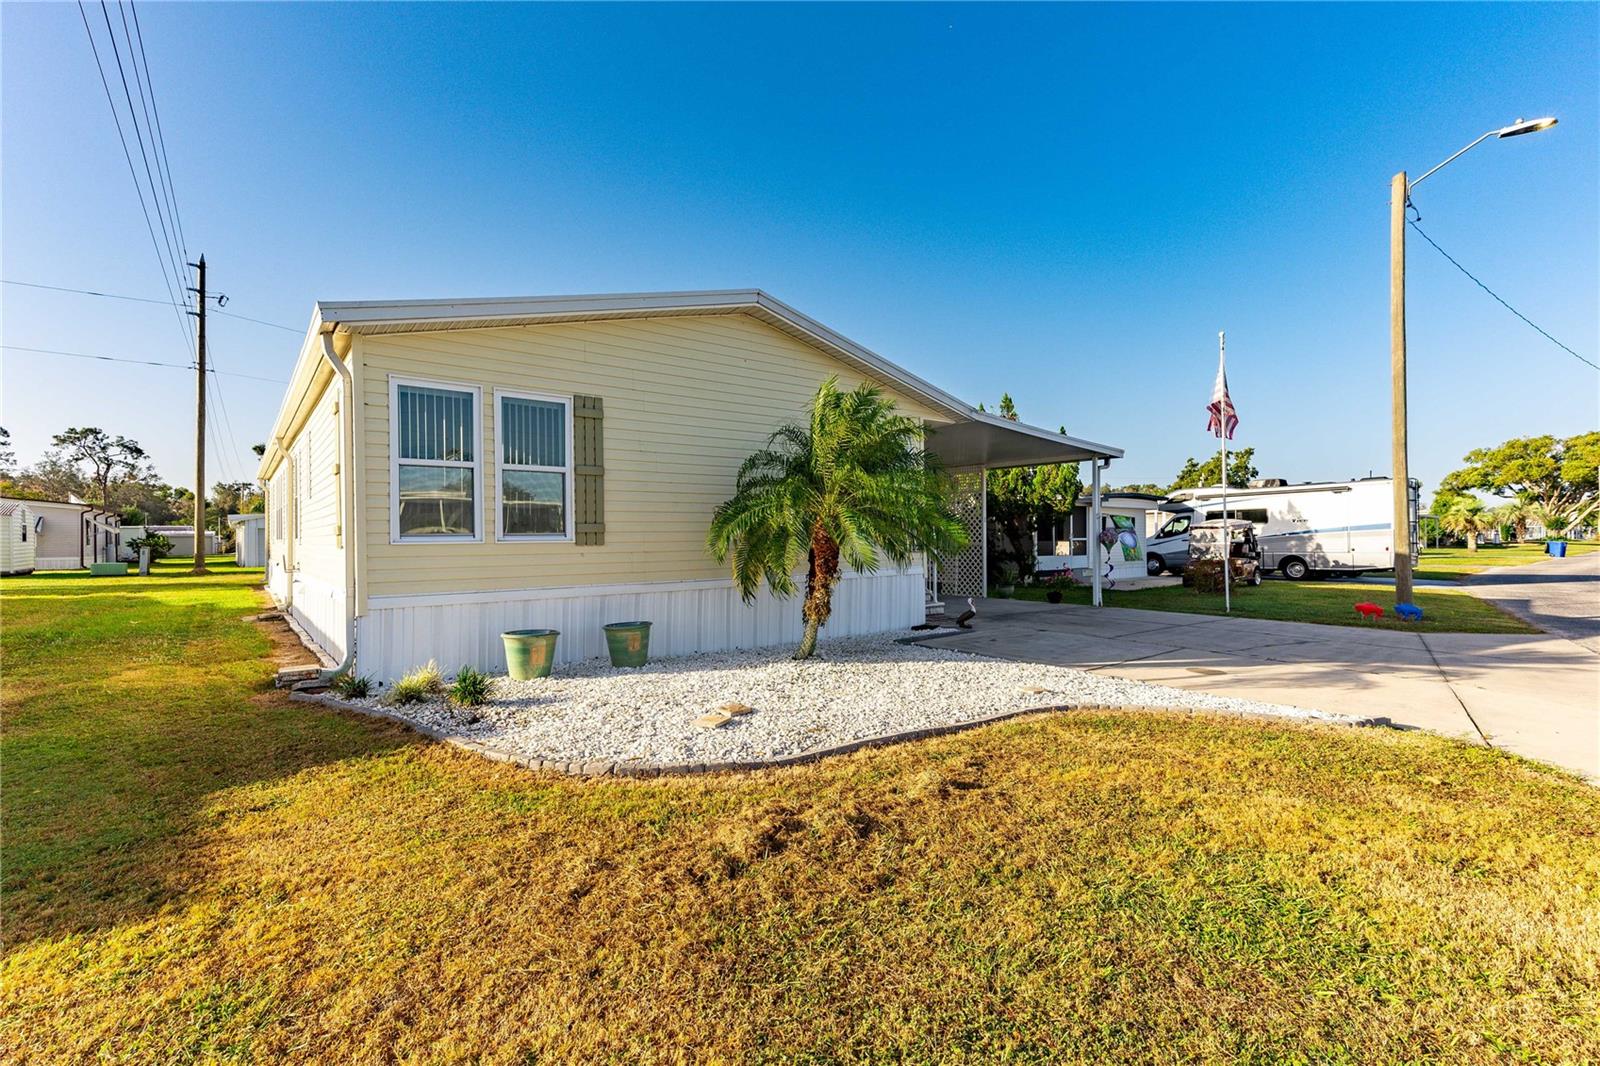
[1247,478,1288,488]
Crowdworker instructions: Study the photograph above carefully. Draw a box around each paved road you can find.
[1462,550,1600,653]
[921,597,1599,780]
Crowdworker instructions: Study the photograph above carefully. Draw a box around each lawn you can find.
[1417,541,1599,581]
[1009,577,1536,633]
[4,562,1598,1063]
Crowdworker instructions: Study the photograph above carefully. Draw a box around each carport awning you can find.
[925,410,1122,470]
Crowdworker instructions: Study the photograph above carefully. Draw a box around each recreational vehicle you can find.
[1145,477,1420,580]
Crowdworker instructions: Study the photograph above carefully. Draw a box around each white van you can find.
[1145,477,1419,580]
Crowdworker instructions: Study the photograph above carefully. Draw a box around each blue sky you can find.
[3,3,1595,498]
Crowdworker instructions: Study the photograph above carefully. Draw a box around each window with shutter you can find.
[573,395,604,546]
[496,390,573,540]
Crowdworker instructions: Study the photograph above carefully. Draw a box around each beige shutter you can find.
[573,395,605,545]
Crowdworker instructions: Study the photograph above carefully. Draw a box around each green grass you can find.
[1010,577,1536,633]
[1417,541,1599,581]
[3,560,1598,1062]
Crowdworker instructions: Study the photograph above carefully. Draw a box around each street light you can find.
[1389,116,1557,606]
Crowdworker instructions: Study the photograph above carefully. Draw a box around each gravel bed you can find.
[345,633,1357,770]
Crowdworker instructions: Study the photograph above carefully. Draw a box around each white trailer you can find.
[0,500,37,576]
[1146,477,1420,580]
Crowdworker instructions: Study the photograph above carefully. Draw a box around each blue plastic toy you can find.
[1395,603,1424,622]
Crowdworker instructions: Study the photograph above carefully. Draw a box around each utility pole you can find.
[1390,174,1411,606]
[188,255,208,575]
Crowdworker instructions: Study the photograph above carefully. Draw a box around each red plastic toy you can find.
[1353,602,1384,620]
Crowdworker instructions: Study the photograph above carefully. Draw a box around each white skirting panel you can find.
[287,568,348,663]
[354,567,925,682]
[267,559,290,602]
[34,556,84,571]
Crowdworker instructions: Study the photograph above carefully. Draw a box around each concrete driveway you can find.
[921,597,1600,779]
[1463,550,1600,652]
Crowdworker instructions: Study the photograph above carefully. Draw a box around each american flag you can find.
[1206,346,1238,440]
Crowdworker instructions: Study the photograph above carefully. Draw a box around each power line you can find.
[98,0,186,314]
[0,343,287,383]
[0,279,302,332]
[1408,219,1598,373]
[75,0,192,357]
[127,1,187,258]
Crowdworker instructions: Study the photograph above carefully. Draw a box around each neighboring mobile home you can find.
[3,498,121,570]
[258,290,1123,680]
[0,501,36,575]
[227,513,266,567]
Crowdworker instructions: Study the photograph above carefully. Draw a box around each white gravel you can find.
[346,632,1355,770]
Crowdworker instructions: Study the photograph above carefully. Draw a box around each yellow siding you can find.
[358,313,950,598]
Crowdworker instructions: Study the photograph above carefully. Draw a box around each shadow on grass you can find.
[1,568,415,947]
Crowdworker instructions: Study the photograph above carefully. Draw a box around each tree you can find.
[0,426,13,479]
[982,396,1083,581]
[1168,447,1258,492]
[1438,496,1495,552]
[1109,482,1164,495]
[708,378,967,660]
[1441,433,1598,517]
[49,427,147,508]
[5,454,89,501]
[1491,500,1536,542]
[210,481,262,518]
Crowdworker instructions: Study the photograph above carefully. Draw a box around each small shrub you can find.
[127,532,173,561]
[449,666,492,707]
[387,660,443,705]
[330,672,375,699]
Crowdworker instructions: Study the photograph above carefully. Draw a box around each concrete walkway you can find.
[920,597,1599,779]
[1462,550,1600,653]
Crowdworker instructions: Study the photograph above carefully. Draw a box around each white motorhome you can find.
[1145,477,1420,580]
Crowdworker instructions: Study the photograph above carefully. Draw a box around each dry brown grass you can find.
[3,563,1598,1063]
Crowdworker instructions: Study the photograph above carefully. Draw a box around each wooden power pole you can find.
[1390,173,1411,607]
[189,255,208,575]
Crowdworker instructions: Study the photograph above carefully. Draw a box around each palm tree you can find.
[708,378,968,660]
[1492,500,1535,542]
[1439,496,1495,552]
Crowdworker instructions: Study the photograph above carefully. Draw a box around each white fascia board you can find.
[256,311,327,481]
[963,407,1124,460]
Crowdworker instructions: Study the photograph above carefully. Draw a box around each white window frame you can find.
[389,375,484,545]
[493,387,575,543]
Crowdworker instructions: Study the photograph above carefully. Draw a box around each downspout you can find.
[315,330,359,683]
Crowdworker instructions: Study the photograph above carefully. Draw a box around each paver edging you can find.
[289,690,1390,779]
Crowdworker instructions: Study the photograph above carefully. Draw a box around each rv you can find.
[1145,477,1420,580]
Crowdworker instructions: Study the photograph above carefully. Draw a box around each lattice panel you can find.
[938,468,987,599]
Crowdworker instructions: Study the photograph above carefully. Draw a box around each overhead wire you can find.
[0,279,302,332]
[74,0,192,358]
[1406,219,1597,373]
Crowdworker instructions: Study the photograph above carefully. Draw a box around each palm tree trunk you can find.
[795,525,841,660]
[1467,532,1477,552]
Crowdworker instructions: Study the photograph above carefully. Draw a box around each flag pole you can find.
[1219,330,1230,615]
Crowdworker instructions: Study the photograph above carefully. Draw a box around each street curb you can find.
[288,690,1390,779]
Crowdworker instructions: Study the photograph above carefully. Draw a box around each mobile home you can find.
[0,501,36,575]
[1033,492,1159,585]
[1146,477,1420,579]
[258,290,1123,680]
[7,499,120,570]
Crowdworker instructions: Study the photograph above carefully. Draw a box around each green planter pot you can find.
[502,629,559,680]
[603,621,652,668]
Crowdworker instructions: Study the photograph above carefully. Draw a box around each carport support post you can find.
[1090,460,1102,607]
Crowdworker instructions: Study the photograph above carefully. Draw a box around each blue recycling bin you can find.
[1547,540,1567,558]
